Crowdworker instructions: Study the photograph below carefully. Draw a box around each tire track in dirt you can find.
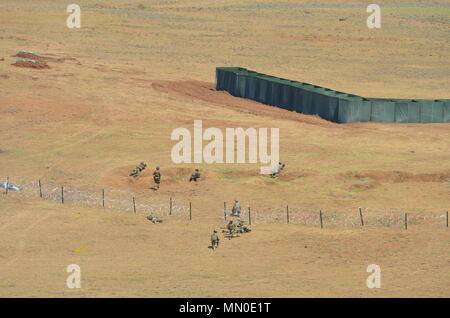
[50,127,107,154]
[0,204,32,232]
[19,127,108,165]
[0,209,57,267]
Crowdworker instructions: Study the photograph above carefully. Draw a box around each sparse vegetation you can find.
[0,0,449,298]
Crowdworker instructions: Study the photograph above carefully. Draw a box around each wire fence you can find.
[2,176,190,219]
[2,176,449,229]
[232,206,448,229]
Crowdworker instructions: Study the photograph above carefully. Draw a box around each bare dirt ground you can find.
[0,0,449,297]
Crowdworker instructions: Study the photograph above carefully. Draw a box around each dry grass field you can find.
[0,0,449,297]
[0,196,449,297]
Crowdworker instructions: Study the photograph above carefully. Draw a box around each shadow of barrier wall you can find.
[216,67,450,124]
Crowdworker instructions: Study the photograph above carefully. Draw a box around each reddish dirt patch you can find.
[13,52,77,64]
[278,170,316,181]
[14,52,46,62]
[12,60,50,69]
[348,183,377,191]
[223,170,258,178]
[223,169,314,181]
[344,170,450,183]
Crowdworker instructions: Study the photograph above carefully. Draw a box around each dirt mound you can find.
[13,51,78,65]
[14,52,46,62]
[103,166,217,191]
[344,170,450,183]
[278,170,316,181]
[223,170,257,179]
[222,169,315,182]
[348,183,377,191]
[12,59,50,69]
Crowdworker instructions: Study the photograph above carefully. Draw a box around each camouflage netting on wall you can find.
[216,67,450,124]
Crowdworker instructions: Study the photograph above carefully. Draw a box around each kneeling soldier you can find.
[189,169,201,182]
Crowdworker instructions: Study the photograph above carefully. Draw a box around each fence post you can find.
[359,208,364,226]
[447,211,448,227]
[189,202,192,220]
[248,207,251,225]
[224,202,227,220]
[61,186,64,204]
[404,213,408,230]
[4,176,9,195]
[132,197,136,213]
[38,179,42,198]
[102,189,105,208]
[286,205,289,224]
[169,197,172,215]
[319,210,323,229]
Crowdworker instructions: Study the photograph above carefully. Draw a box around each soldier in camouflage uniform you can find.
[270,161,286,178]
[226,218,251,237]
[147,213,162,223]
[237,219,251,233]
[231,200,241,217]
[137,162,147,171]
[211,230,220,249]
[129,162,147,178]
[226,220,235,236]
[153,166,161,190]
[189,169,201,182]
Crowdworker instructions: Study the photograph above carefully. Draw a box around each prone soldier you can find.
[147,213,162,223]
[129,162,147,178]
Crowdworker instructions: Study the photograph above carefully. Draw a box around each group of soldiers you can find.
[130,160,285,189]
[226,218,251,235]
[210,218,251,250]
[129,164,202,190]
[152,166,201,190]
[210,199,251,250]
[135,161,286,250]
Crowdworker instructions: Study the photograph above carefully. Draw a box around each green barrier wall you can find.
[216,67,450,124]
